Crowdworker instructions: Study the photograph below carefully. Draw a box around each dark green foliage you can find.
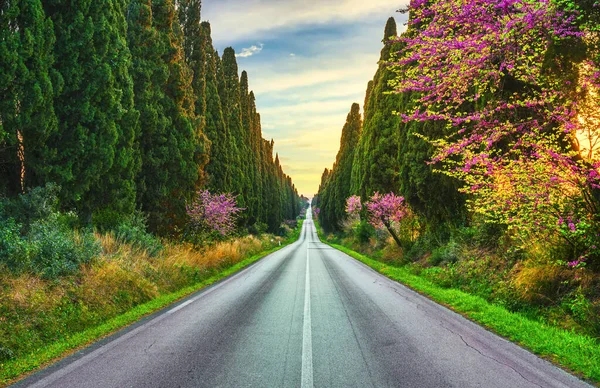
[201,22,231,192]
[222,48,251,217]
[351,18,401,198]
[353,219,375,244]
[319,103,362,232]
[320,17,465,240]
[129,0,208,234]
[1,0,302,242]
[0,218,30,269]
[397,118,465,231]
[0,0,57,196]
[27,216,100,278]
[42,0,140,218]
[0,184,100,278]
[0,183,60,228]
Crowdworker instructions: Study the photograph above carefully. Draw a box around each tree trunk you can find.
[383,219,402,248]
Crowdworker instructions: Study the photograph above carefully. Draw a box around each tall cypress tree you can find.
[128,0,207,233]
[240,71,259,225]
[201,22,230,192]
[0,0,57,197]
[350,17,400,199]
[179,0,206,131]
[319,103,362,232]
[42,0,139,218]
[222,48,251,215]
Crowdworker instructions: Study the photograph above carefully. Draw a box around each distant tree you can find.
[319,103,362,232]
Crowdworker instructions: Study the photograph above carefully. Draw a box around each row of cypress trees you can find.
[0,0,303,234]
[315,17,465,233]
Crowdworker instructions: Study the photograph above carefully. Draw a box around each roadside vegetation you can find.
[0,185,306,386]
[315,218,600,383]
[314,0,600,383]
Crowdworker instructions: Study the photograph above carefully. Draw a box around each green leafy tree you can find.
[222,48,251,220]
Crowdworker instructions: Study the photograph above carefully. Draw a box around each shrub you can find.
[353,220,375,244]
[248,222,268,236]
[115,213,163,257]
[116,223,163,257]
[92,209,126,232]
[429,240,461,266]
[28,217,100,278]
[0,218,31,272]
[0,184,61,229]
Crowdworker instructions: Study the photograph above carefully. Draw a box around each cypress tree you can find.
[201,22,230,192]
[42,0,139,218]
[249,90,265,225]
[318,103,362,232]
[0,0,57,196]
[240,71,259,225]
[350,17,401,199]
[334,104,362,227]
[179,0,206,130]
[128,0,207,233]
[222,48,251,215]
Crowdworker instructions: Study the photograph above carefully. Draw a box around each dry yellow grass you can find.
[0,232,283,365]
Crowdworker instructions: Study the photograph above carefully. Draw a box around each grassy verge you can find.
[0,221,303,386]
[314,220,600,384]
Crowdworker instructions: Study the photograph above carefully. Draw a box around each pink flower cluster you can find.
[345,195,362,216]
[187,190,244,236]
[364,192,407,229]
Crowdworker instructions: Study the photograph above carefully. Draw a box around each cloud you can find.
[236,44,264,58]
[204,0,408,44]
[201,1,408,195]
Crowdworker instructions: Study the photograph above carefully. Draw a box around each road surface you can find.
[14,208,591,388]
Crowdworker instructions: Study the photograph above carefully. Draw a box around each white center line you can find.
[301,243,314,388]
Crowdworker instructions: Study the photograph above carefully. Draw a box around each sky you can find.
[203,0,409,197]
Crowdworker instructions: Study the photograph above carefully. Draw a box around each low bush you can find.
[0,185,100,278]
[27,216,100,279]
[114,213,163,257]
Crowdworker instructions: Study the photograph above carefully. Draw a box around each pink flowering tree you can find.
[313,207,321,219]
[365,193,408,247]
[392,0,600,267]
[345,195,362,217]
[187,190,244,238]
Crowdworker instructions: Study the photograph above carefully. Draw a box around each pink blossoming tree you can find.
[392,0,600,267]
[365,192,408,247]
[187,190,244,237]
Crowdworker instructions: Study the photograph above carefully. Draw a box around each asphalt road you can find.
[14,208,591,388]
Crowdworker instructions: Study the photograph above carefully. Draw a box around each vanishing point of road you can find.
[14,208,591,388]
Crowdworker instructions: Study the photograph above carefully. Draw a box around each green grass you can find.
[314,221,600,385]
[1,222,303,387]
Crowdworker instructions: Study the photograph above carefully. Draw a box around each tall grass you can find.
[0,226,300,386]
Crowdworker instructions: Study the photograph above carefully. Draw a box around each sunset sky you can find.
[203,0,408,196]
